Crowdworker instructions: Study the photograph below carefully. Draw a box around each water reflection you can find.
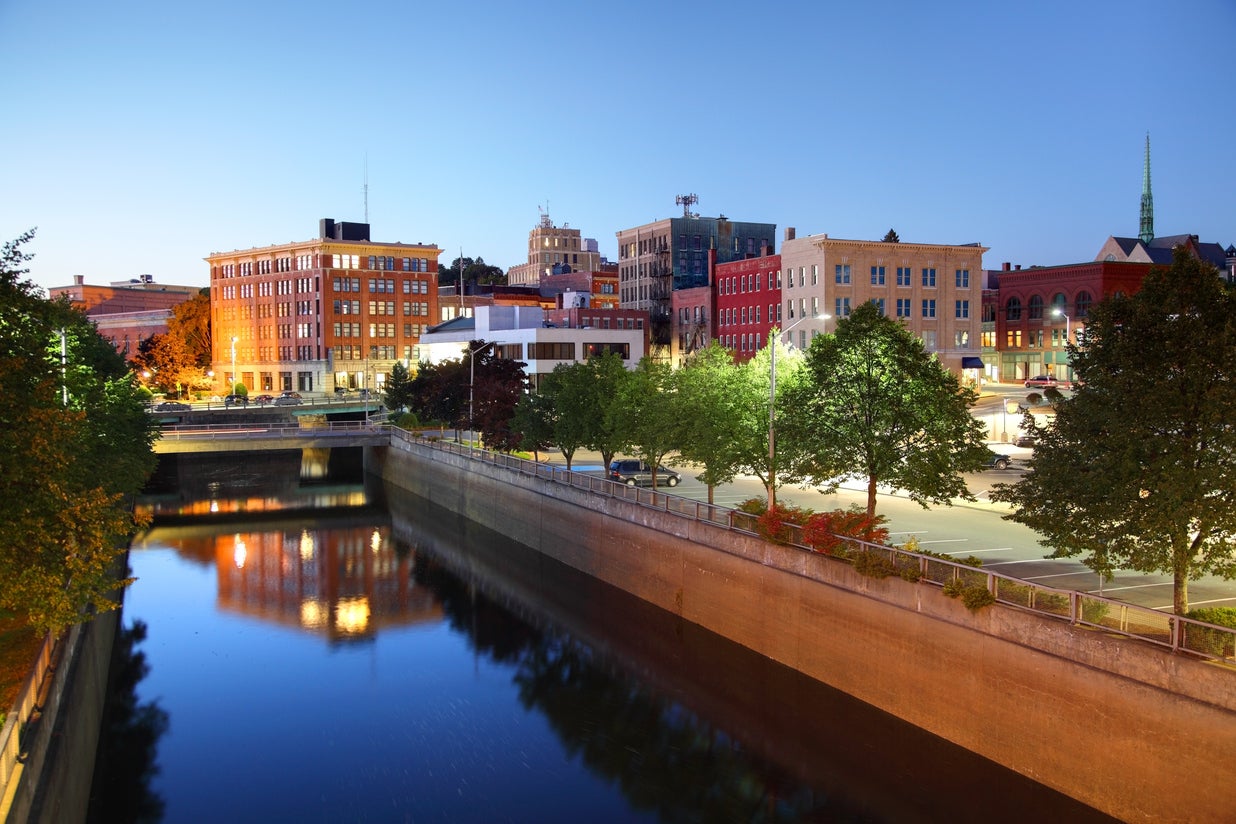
[116,456,1113,822]
[87,620,168,824]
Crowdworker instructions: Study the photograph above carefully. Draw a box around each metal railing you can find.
[391,428,1236,669]
[156,420,388,441]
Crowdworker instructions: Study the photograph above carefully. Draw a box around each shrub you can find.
[961,586,996,610]
[802,506,890,555]
[392,412,421,430]
[1185,607,1236,657]
[942,578,966,597]
[853,551,895,579]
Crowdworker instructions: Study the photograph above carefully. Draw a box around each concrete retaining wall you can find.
[372,439,1236,824]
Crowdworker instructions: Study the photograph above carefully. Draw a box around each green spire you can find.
[1139,133,1154,245]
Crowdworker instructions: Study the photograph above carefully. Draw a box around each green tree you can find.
[384,361,414,411]
[408,358,466,437]
[584,352,633,471]
[0,231,157,633]
[613,358,680,487]
[742,332,808,509]
[439,256,506,290]
[510,389,555,461]
[516,362,593,469]
[782,301,989,517]
[993,249,1236,615]
[882,229,900,243]
[675,343,747,504]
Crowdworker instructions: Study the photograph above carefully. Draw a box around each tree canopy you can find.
[0,231,157,633]
[782,301,989,517]
[992,249,1236,614]
[439,256,506,290]
[882,229,900,243]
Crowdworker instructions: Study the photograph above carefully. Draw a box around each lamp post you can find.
[468,340,497,445]
[230,336,238,394]
[1052,308,1071,380]
[768,314,829,511]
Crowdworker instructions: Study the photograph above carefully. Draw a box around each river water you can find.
[92,452,1113,822]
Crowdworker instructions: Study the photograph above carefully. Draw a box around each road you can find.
[548,436,1236,614]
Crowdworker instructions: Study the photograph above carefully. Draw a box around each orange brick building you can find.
[207,219,442,395]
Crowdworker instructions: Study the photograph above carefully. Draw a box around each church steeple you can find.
[1139,133,1154,245]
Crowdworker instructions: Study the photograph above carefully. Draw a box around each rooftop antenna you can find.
[675,193,699,218]
[363,153,369,224]
[538,201,552,228]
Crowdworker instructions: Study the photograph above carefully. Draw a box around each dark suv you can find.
[608,459,681,487]
[224,394,248,407]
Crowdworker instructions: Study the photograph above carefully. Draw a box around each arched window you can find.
[1006,297,1022,321]
[1051,293,1068,316]
[1076,291,1093,317]
[1028,294,1044,320]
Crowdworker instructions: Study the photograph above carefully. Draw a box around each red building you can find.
[994,260,1152,382]
[712,248,781,363]
[48,274,201,356]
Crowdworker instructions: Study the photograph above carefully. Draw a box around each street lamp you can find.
[768,314,829,511]
[1052,308,1071,380]
[230,336,238,394]
[468,340,497,445]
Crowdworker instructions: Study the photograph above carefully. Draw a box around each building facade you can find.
[713,249,782,363]
[506,212,605,287]
[207,219,442,395]
[616,209,776,359]
[419,305,646,389]
[780,229,987,375]
[48,274,201,355]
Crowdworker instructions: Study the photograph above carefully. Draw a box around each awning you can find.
[961,357,984,369]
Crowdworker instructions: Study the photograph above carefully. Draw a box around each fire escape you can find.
[647,237,673,360]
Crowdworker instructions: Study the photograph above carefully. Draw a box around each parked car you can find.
[224,394,248,407]
[1024,375,1071,389]
[254,394,274,405]
[274,391,303,406]
[151,401,191,412]
[1014,434,1038,448]
[608,459,681,487]
[982,449,1013,470]
[334,387,352,396]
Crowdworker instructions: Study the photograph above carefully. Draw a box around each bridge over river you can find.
[152,420,390,453]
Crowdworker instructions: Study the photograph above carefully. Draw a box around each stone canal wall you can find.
[371,439,1236,824]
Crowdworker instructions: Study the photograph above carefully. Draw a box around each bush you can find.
[392,412,421,430]
[853,551,895,579]
[1185,607,1236,657]
[942,578,995,610]
[802,506,889,555]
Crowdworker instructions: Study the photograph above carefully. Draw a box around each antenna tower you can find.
[363,154,369,224]
[675,193,699,218]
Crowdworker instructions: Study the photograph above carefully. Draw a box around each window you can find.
[874,298,886,315]
[896,298,911,318]
[955,299,970,319]
[834,264,851,284]
[811,265,818,285]
[922,299,936,318]
[1028,294,1044,320]
[896,267,911,287]
[1051,292,1068,318]
[921,268,936,287]
[871,266,886,285]
[1076,291,1093,317]
[834,297,851,317]
[1006,330,1022,348]
[955,269,970,288]
[922,331,936,350]
[955,330,970,347]
[1005,297,1022,321]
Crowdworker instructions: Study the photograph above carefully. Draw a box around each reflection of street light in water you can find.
[233,534,247,570]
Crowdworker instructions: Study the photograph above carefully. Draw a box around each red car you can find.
[1024,375,1071,389]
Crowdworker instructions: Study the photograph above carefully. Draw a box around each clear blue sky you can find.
[3,0,1233,295]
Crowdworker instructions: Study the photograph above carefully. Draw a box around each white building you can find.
[419,305,646,388]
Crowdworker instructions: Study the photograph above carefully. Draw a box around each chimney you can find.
[74,274,84,286]
[785,227,796,241]
[1002,262,1011,272]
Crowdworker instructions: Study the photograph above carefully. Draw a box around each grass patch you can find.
[0,611,44,725]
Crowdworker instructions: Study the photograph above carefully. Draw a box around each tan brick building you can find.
[780,229,987,375]
[506,211,604,286]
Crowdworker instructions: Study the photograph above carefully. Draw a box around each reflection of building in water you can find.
[212,526,442,642]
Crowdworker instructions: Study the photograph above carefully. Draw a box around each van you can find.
[608,459,681,487]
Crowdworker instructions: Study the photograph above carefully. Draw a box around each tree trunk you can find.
[866,475,878,518]
[1174,540,1191,616]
